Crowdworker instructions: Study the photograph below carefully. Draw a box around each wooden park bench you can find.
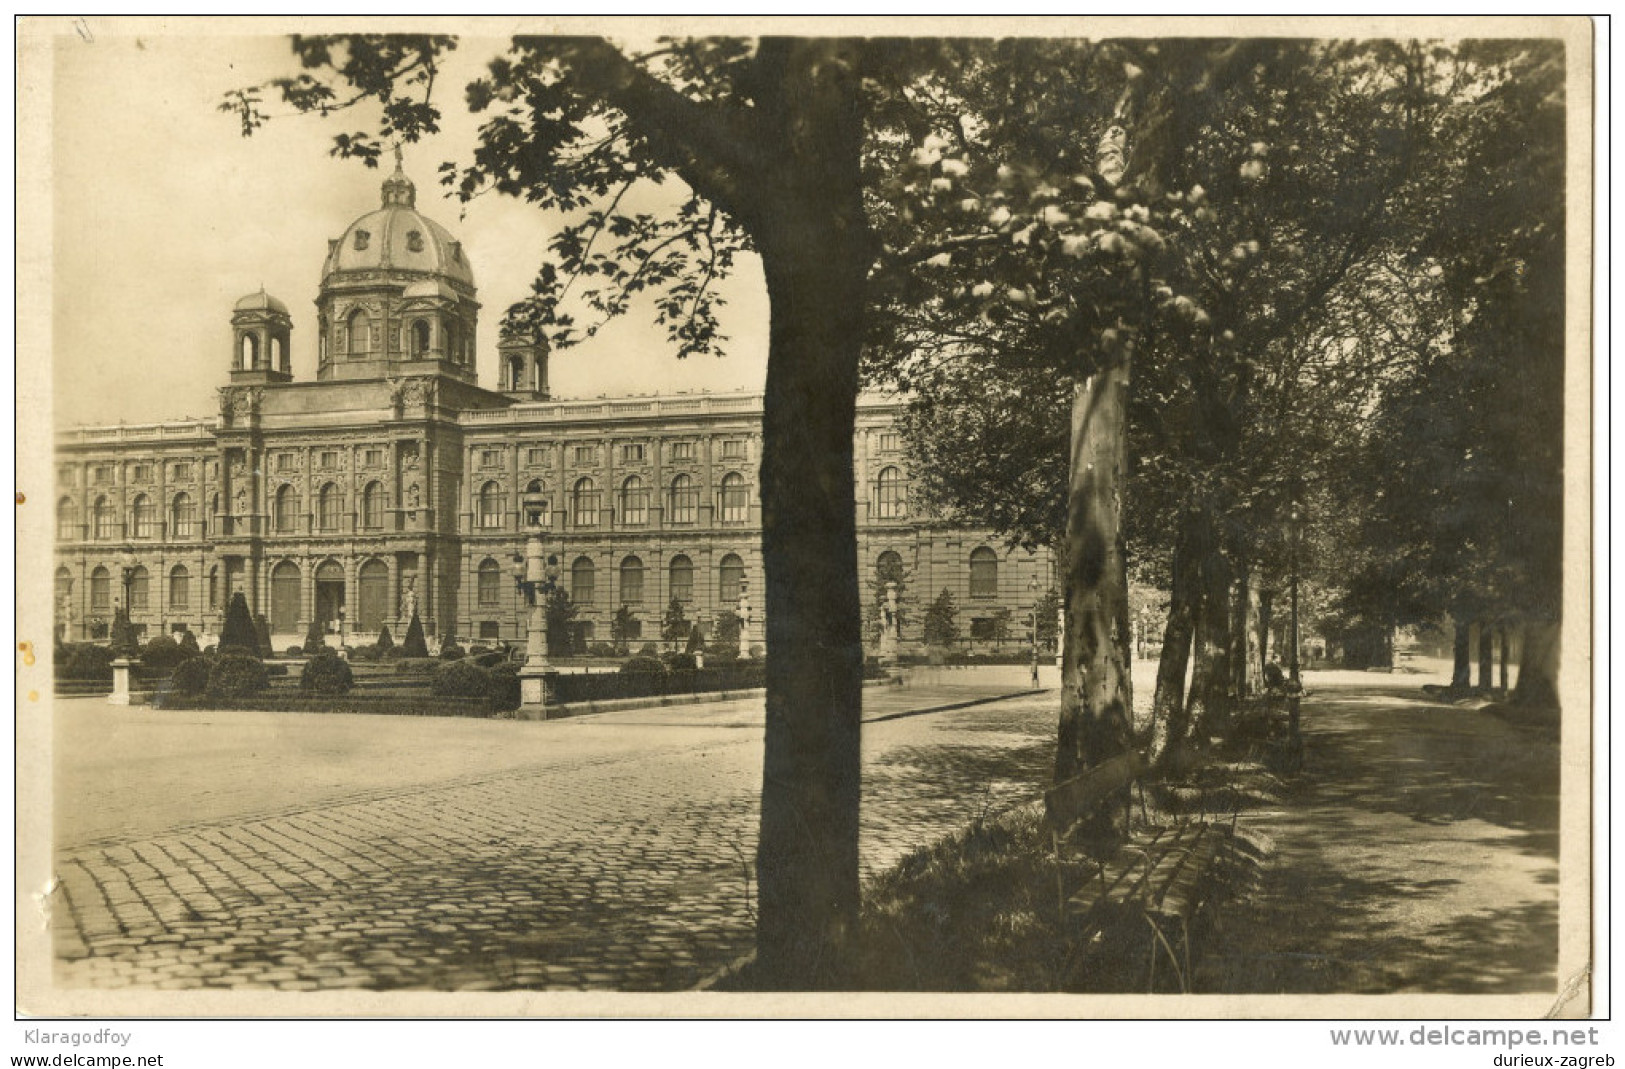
[1043,750,1237,993]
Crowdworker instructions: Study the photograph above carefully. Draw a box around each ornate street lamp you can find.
[119,550,139,611]
[737,576,752,659]
[514,495,560,714]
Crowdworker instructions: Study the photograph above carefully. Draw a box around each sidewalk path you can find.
[1199,684,1560,994]
[50,684,1058,991]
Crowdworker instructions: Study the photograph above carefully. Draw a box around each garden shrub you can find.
[218,593,257,653]
[662,652,698,672]
[468,644,490,656]
[636,642,658,658]
[348,644,377,663]
[486,664,521,711]
[432,659,491,698]
[620,656,666,675]
[394,657,443,676]
[177,631,201,656]
[285,645,305,659]
[170,657,211,696]
[299,651,354,696]
[253,614,274,659]
[140,635,194,673]
[302,619,327,656]
[58,643,114,681]
[588,642,618,658]
[439,643,467,661]
[401,613,430,658]
[375,626,396,654]
[207,652,268,698]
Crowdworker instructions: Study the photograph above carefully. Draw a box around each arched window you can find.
[270,560,301,633]
[90,566,110,612]
[720,472,749,523]
[571,477,598,529]
[318,483,341,532]
[272,335,286,372]
[719,553,745,602]
[56,497,76,541]
[92,496,114,540]
[477,558,502,607]
[171,492,196,539]
[207,564,219,611]
[445,321,460,364]
[620,556,644,606]
[878,549,904,575]
[571,555,596,605]
[240,333,258,370]
[275,484,300,533]
[478,481,503,529]
[669,555,694,603]
[55,566,72,601]
[130,494,155,539]
[361,481,384,530]
[128,566,150,611]
[876,466,907,519]
[169,565,190,612]
[318,319,329,364]
[620,476,648,526]
[969,547,999,598]
[347,308,368,356]
[669,474,697,524]
[412,319,431,356]
[508,356,525,390]
[358,559,389,632]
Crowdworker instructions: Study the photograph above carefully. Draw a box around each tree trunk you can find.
[1257,589,1273,675]
[1476,619,1495,690]
[750,45,872,989]
[1499,623,1511,693]
[1189,520,1234,741]
[1451,616,1472,689]
[1148,508,1201,770]
[1511,618,1561,712]
[1054,348,1135,806]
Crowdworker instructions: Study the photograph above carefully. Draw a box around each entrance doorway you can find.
[315,560,345,632]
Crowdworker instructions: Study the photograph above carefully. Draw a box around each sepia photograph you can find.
[14,15,1598,1042]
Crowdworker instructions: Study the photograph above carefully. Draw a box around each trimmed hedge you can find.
[555,663,765,704]
[171,657,212,696]
[394,657,443,676]
[57,643,114,681]
[140,635,195,673]
[300,652,354,695]
[154,694,494,717]
[208,652,269,698]
[432,660,491,698]
[486,665,521,711]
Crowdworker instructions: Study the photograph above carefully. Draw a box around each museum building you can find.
[52,159,1053,652]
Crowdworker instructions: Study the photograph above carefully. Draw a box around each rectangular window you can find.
[363,448,383,468]
[479,620,500,640]
[93,464,113,485]
[91,574,110,612]
[970,617,996,641]
[319,451,338,470]
[169,573,189,611]
[171,461,193,481]
[721,440,744,459]
[478,567,500,607]
[527,447,549,467]
[132,464,152,482]
[879,432,901,451]
[480,448,503,468]
[574,445,596,465]
[276,453,294,472]
[671,442,694,461]
[621,443,645,463]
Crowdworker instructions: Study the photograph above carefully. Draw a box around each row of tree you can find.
[230,32,1568,986]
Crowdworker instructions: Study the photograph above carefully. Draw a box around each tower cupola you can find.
[230,288,293,384]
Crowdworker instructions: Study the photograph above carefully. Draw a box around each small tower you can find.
[230,289,293,384]
[497,329,550,400]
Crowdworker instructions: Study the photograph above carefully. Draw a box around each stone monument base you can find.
[519,665,560,719]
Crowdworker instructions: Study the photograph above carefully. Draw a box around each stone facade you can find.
[53,162,1053,652]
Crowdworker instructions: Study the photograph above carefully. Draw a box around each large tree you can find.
[228,32,950,987]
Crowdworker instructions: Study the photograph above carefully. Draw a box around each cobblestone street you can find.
[49,682,1058,991]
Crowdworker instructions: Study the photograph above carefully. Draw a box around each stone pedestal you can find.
[519,664,559,718]
[108,657,134,706]
[878,630,898,667]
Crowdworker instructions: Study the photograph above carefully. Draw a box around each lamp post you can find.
[513,502,560,715]
[108,550,140,706]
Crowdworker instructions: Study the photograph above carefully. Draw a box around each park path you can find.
[1199,684,1561,994]
[46,683,1059,992]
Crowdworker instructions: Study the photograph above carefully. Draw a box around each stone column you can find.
[519,528,559,717]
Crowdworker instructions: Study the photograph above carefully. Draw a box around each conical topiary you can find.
[375,624,395,652]
[218,592,257,654]
[303,618,327,655]
[253,614,273,659]
[401,610,430,658]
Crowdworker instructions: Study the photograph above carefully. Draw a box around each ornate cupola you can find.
[230,288,293,384]
[497,328,550,401]
[315,146,479,384]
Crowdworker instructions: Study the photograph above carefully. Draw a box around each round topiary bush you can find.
[432,659,492,698]
[348,644,377,663]
[661,652,698,672]
[620,655,666,674]
[588,642,618,658]
[636,642,659,657]
[285,645,306,659]
[177,631,201,656]
[140,635,194,673]
[486,664,521,711]
[170,656,211,696]
[394,657,442,676]
[299,652,354,696]
[439,643,467,661]
[58,643,114,681]
[207,652,269,698]
[468,644,490,656]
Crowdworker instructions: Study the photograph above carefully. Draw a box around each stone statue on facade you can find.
[399,578,418,628]
[878,581,900,665]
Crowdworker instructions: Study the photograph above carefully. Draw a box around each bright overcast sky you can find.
[47,26,771,429]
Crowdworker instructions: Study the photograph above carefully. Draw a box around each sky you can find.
[48,28,771,429]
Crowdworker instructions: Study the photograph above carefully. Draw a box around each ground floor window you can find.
[970,617,997,641]
[479,620,500,640]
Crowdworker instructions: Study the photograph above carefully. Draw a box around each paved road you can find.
[1198,683,1561,994]
[51,683,1059,991]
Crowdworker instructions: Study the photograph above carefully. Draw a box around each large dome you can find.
[320,155,475,289]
